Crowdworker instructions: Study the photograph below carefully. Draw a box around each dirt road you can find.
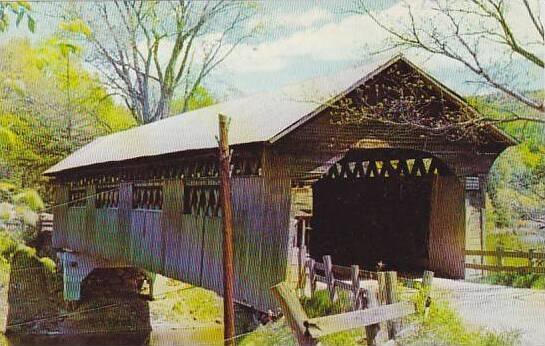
[432,279,545,346]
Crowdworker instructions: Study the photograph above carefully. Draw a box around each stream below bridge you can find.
[2,328,224,346]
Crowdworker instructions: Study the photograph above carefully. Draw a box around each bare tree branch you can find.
[355,0,545,116]
[78,0,254,124]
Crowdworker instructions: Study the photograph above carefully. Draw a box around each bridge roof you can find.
[44,55,515,176]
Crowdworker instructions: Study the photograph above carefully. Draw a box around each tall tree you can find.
[0,38,135,188]
[354,0,544,123]
[75,1,254,124]
[0,1,33,33]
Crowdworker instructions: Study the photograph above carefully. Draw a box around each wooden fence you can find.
[465,247,545,274]
[285,254,434,345]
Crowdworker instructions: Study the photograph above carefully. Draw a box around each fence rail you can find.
[285,254,434,346]
[465,247,545,274]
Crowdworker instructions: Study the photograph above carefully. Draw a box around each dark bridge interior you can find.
[309,149,452,274]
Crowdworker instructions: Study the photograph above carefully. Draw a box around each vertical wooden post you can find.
[378,271,399,340]
[351,265,360,310]
[364,287,380,346]
[351,265,360,309]
[309,259,316,297]
[529,249,535,269]
[298,244,307,292]
[323,255,335,300]
[422,270,434,291]
[272,283,318,346]
[496,245,504,269]
[219,114,236,346]
[422,270,434,320]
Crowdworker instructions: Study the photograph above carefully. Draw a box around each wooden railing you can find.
[278,254,434,346]
[273,280,416,346]
[292,255,433,345]
[465,247,545,274]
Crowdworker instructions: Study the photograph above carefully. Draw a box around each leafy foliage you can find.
[0,1,33,33]
[12,189,44,211]
[0,179,43,237]
[0,38,135,190]
[470,92,545,228]
[170,86,216,115]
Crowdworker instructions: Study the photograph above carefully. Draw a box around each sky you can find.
[2,0,543,101]
[210,0,544,98]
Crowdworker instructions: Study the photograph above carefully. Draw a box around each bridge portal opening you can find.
[307,149,456,275]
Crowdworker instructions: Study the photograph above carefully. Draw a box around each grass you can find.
[402,289,520,346]
[241,286,520,346]
[169,286,223,324]
[484,272,545,289]
[147,277,224,328]
[240,290,364,346]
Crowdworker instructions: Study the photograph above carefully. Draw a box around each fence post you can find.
[298,244,307,292]
[378,271,399,340]
[351,265,360,310]
[496,245,504,269]
[529,249,535,269]
[422,270,434,291]
[422,271,434,319]
[364,287,380,346]
[271,283,318,346]
[309,259,316,297]
[323,255,335,300]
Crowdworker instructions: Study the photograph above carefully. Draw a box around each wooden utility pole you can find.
[218,113,236,346]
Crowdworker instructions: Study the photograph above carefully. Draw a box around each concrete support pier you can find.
[58,251,128,301]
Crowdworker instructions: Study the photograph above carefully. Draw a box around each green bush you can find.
[300,289,352,318]
[512,273,541,288]
[485,272,545,289]
[532,276,545,289]
[0,230,17,259]
[487,273,516,286]
[12,189,44,211]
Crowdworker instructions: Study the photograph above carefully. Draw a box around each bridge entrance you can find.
[304,148,460,275]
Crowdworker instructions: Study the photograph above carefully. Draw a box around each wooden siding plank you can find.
[428,175,465,278]
[82,185,97,254]
[231,177,264,308]
[95,209,119,259]
[117,183,132,263]
[52,184,69,249]
[201,217,223,293]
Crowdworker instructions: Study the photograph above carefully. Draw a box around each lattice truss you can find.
[324,156,450,180]
[183,184,221,217]
[64,151,261,211]
[132,182,163,210]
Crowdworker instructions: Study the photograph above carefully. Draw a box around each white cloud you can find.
[276,7,332,28]
[246,7,333,31]
[223,13,389,73]
[221,0,544,75]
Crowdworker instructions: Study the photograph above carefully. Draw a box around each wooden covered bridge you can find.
[45,55,515,312]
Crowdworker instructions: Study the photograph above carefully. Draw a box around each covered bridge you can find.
[45,55,515,312]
